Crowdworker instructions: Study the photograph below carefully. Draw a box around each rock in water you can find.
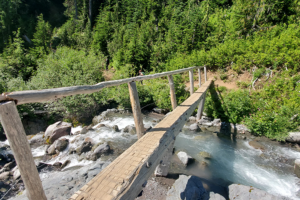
[249,141,265,151]
[166,175,209,200]
[0,172,10,180]
[123,125,136,135]
[189,123,200,132]
[76,141,93,155]
[44,121,71,143]
[294,159,300,178]
[47,138,69,154]
[89,142,110,161]
[80,126,88,134]
[286,132,300,143]
[112,125,120,132]
[228,184,288,200]
[199,151,211,159]
[177,151,195,165]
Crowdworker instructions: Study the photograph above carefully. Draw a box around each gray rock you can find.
[96,124,106,128]
[177,151,195,165]
[188,116,197,122]
[61,160,71,169]
[47,138,69,155]
[209,192,226,200]
[294,159,300,178]
[80,126,88,134]
[76,140,93,155]
[89,142,110,161]
[166,175,209,200]
[44,121,72,143]
[0,172,10,180]
[29,133,45,146]
[189,123,200,132]
[211,119,221,126]
[112,125,120,132]
[199,151,211,159]
[123,125,136,135]
[286,132,300,143]
[1,161,15,172]
[228,184,288,200]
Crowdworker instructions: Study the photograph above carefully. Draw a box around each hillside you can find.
[0,0,300,139]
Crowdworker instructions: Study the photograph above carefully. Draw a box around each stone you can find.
[0,172,10,181]
[55,138,69,152]
[2,161,15,172]
[112,125,120,132]
[90,142,110,161]
[189,123,200,132]
[47,143,57,155]
[80,127,88,134]
[177,151,195,165]
[96,124,106,128]
[188,116,197,122]
[61,160,71,169]
[209,192,226,200]
[249,141,265,151]
[166,175,209,200]
[228,184,287,200]
[86,125,94,130]
[211,118,221,126]
[295,159,300,178]
[44,121,72,143]
[53,162,62,168]
[286,132,300,143]
[199,151,211,159]
[29,133,45,146]
[13,169,20,180]
[76,141,93,155]
[123,125,136,135]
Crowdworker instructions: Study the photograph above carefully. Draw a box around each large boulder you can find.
[177,151,195,166]
[286,132,300,143]
[294,159,300,178]
[166,175,209,200]
[228,184,287,200]
[44,121,72,143]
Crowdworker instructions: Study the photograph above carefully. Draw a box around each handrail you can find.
[0,66,204,105]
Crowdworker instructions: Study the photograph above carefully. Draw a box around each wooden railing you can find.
[0,66,208,200]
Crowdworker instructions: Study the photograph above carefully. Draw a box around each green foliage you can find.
[220,73,227,80]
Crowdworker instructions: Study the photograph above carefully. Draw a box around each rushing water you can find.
[3,111,300,199]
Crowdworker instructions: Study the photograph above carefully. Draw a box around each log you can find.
[0,66,204,105]
[69,80,212,200]
[198,68,201,87]
[128,82,144,139]
[189,70,194,95]
[167,75,177,110]
[0,101,46,200]
[196,92,206,120]
[204,66,207,82]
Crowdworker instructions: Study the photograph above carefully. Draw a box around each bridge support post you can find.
[154,140,175,177]
[168,75,177,110]
[0,101,47,200]
[204,66,207,82]
[128,81,144,139]
[196,92,207,121]
[189,70,194,95]
[198,68,201,87]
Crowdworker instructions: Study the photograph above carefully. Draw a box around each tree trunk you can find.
[89,0,92,28]
[74,0,78,20]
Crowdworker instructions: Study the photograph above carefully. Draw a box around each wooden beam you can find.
[128,82,144,139]
[204,66,207,82]
[69,80,212,200]
[189,70,194,95]
[0,101,47,200]
[0,66,204,105]
[198,68,201,87]
[167,75,177,110]
[196,92,207,121]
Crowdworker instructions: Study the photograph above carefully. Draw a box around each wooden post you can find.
[198,68,201,87]
[0,101,47,200]
[167,75,177,110]
[204,66,207,82]
[189,70,194,95]
[128,82,144,139]
[154,140,175,177]
[196,92,206,120]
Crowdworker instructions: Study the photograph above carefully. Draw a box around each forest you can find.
[0,0,300,140]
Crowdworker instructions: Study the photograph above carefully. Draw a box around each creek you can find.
[3,110,300,200]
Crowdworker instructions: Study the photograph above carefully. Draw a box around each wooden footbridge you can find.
[0,66,212,200]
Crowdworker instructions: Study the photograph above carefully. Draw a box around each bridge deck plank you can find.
[69,80,212,200]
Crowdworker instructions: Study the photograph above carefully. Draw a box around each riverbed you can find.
[3,110,300,200]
